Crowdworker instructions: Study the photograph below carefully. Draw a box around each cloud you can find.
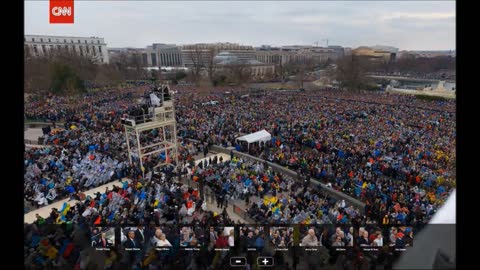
[382,12,455,21]
[24,1,456,50]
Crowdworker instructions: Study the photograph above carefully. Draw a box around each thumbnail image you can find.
[269,227,294,248]
[358,226,386,247]
[323,226,354,247]
[299,226,321,247]
[179,226,203,248]
[91,227,115,248]
[149,226,173,247]
[239,226,266,251]
[121,226,146,249]
[207,226,235,249]
[388,227,413,248]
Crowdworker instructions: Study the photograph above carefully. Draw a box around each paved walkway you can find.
[177,152,251,223]
[193,152,230,167]
[204,199,248,224]
[25,144,47,149]
[25,128,43,141]
[24,179,131,223]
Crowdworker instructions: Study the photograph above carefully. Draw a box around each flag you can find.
[362,182,368,189]
[58,240,69,257]
[94,215,102,225]
[59,202,68,214]
[56,215,66,224]
[269,196,278,205]
[305,216,311,225]
[63,243,74,258]
[149,93,161,106]
[263,196,270,206]
[62,203,70,216]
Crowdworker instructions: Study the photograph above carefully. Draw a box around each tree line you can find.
[334,55,456,92]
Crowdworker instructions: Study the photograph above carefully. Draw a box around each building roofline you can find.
[25,34,105,39]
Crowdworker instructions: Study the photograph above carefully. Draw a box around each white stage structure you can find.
[121,85,178,175]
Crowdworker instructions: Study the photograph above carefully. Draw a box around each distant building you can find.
[352,46,397,62]
[397,50,456,59]
[108,44,183,67]
[344,47,352,56]
[213,51,275,80]
[141,44,183,67]
[327,45,345,59]
[24,35,109,64]
[255,45,342,65]
[369,45,399,54]
[255,50,290,65]
[181,43,256,68]
[107,47,143,66]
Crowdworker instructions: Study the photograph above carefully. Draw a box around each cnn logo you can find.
[52,7,71,17]
[50,0,74,24]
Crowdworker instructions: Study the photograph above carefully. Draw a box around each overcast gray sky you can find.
[25,1,455,50]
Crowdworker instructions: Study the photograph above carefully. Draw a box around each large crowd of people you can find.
[25,85,455,226]
[176,89,455,225]
[23,83,455,268]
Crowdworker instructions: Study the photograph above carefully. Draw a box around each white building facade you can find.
[181,43,256,68]
[24,35,109,64]
[141,44,183,67]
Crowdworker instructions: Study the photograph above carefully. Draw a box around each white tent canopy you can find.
[236,130,271,148]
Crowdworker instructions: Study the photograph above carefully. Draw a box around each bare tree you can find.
[129,52,147,79]
[25,49,124,94]
[112,52,130,80]
[187,47,205,85]
[206,48,217,84]
[294,59,316,87]
[282,60,297,82]
[24,56,51,93]
[225,62,252,85]
[335,55,370,92]
[263,67,274,82]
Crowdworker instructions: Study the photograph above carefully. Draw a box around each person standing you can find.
[209,227,218,250]
[373,233,383,247]
[124,230,139,248]
[301,229,319,247]
[134,226,145,247]
[228,229,235,247]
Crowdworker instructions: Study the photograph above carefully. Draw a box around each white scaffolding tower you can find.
[122,85,178,176]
